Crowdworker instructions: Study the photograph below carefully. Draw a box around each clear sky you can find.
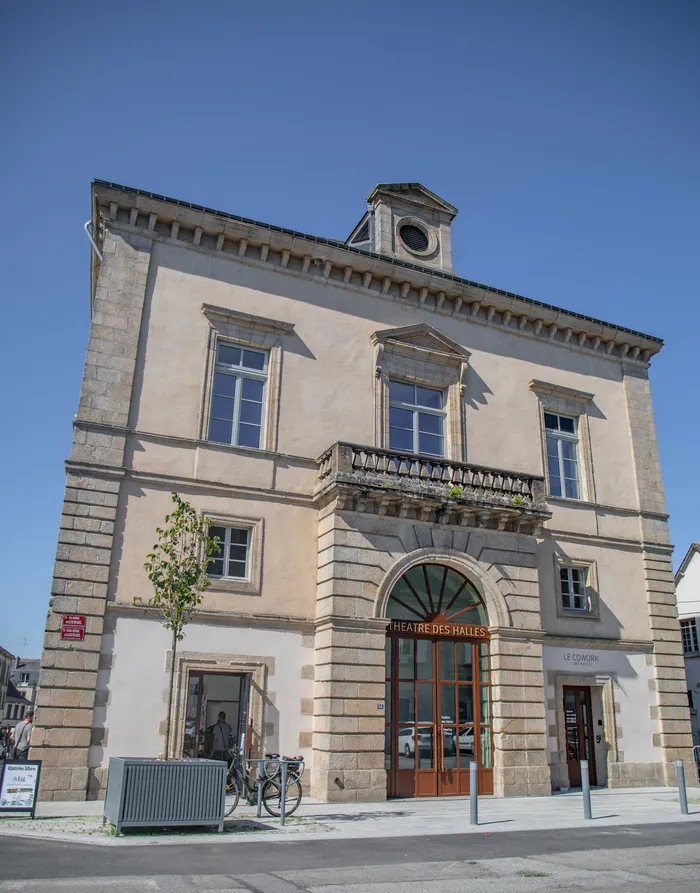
[1,1,698,657]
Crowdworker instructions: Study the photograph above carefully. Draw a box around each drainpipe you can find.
[84,220,103,261]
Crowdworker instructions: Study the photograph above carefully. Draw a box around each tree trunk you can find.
[164,628,178,760]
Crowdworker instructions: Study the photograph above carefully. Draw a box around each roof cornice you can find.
[90,180,663,364]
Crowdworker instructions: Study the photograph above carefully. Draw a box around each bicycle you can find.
[224,747,304,818]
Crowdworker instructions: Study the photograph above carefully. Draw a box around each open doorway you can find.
[182,671,250,759]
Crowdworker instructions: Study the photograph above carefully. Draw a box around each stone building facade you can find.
[32,180,694,801]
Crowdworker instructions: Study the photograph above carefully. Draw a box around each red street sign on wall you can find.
[60,614,86,642]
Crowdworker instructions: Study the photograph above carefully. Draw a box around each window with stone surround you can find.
[530,380,596,503]
[555,557,599,620]
[204,514,264,595]
[372,324,470,462]
[681,618,699,654]
[200,304,295,453]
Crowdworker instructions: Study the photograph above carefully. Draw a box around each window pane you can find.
[418,412,442,435]
[564,478,580,499]
[546,435,560,458]
[563,459,578,480]
[229,544,248,561]
[456,642,473,681]
[213,371,237,398]
[385,727,392,769]
[417,682,433,722]
[480,686,490,724]
[217,344,242,366]
[440,684,456,723]
[240,400,263,425]
[458,685,474,724]
[416,640,432,679]
[417,727,434,770]
[209,418,233,444]
[561,575,570,594]
[390,427,414,451]
[480,727,492,769]
[389,406,414,429]
[561,440,577,461]
[544,412,559,430]
[241,377,264,401]
[211,395,235,420]
[559,416,576,434]
[398,681,415,722]
[208,526,226,548]
[208,557,224,576]
[242,349,265,371]
[416,386,442,410]
[227,559,247,578]
[478,643,489,680]
[573,594,587,611]
[398,727,414,767]
[418,433,443,456]
[571,569,584,593]
[230,528,249,545]
[389,380,415,404]
[440,642,455,680]
[237,423,261,448]
[398,639,414,678]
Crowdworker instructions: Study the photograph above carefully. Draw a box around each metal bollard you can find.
[581,760,592,820]
[256,763,264,819]
[470,761,478,826]
[280,760,288,827]
[676,759,689,816]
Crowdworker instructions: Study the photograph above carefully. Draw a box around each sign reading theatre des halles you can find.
[388,620,489,639]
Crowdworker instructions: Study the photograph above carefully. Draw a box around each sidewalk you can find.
[0,786,698,847]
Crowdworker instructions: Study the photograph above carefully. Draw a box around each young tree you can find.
[144,493,220,760]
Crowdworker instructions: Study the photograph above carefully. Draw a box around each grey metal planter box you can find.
[103,758,227,834]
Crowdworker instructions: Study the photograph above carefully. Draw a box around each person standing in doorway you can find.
[210,711,232,761]
[12,710,33,760]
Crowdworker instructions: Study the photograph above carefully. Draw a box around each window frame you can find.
[208,341,269,450]
[530,380,596,504]
[203,513,264,596]
[200,303,295,455]
[388,379,447,457]
[559,566,589,612]
[207,524,252,582]
[554,557,599,621]
[544,412,581,500]
[681,618,699,655]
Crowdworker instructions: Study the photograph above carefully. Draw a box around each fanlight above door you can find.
[386,564,487,626]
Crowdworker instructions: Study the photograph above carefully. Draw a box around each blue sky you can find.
[1,0,698,657]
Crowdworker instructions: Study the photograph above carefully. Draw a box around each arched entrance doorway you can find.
[384,563,493,797]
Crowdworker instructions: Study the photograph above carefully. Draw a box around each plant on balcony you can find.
[144,493,220,760]
[449,486,463,497]
[512,495,523,506]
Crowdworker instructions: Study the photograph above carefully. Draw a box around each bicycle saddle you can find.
[282,755,303,761]
[265,753,280,759]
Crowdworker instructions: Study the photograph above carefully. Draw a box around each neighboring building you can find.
[33,180,694,801]
[675,543,700,747]
[11,658,40,709]
[0,646,13,725]
[1,681,31,731]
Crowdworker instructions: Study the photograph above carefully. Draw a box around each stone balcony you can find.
[315,442,551,534]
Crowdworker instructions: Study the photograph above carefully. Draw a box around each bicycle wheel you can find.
[225,774,240,817]
[261,778,302,817]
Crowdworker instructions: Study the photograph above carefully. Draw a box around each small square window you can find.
[559,566,590,613]
[207,525,251,580]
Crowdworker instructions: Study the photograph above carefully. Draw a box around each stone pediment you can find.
[371,324,471,363]
[367,183,458,219]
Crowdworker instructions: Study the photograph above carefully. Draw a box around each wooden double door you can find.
[385,635,493,797]
[564,685,597,787]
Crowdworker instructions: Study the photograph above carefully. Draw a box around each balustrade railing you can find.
[317,442,543,502]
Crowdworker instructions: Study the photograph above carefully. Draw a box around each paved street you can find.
[0,823,699,891]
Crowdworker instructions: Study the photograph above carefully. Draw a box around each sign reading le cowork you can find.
[388,620,489,639]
